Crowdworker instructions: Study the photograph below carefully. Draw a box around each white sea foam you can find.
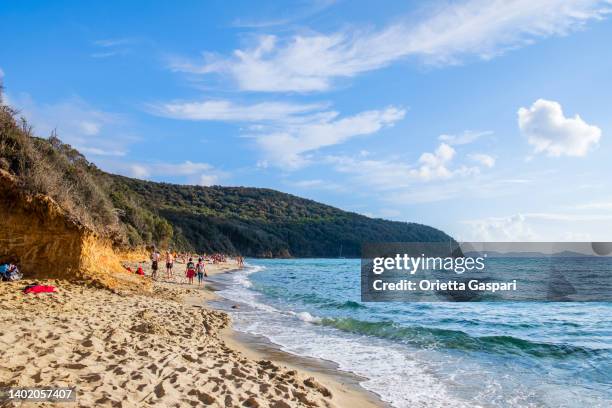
[289,311,321,323]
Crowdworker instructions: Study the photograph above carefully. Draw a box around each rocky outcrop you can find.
[0,169,147,290]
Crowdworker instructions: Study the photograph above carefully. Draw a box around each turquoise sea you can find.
[212,259,611,408]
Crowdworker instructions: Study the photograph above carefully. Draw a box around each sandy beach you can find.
[0,259,383,407]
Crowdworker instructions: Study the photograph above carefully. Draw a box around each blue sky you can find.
[1,0,611,241]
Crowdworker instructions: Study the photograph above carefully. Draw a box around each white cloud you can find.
[463,214,537,241]
[8,93,134,157]
[468,153,496,168]
[122,161,227,186]
[94,38,135,47]
[408,143,482,182]
[574,201,612,210]
[151,97,405,168]
[79,147,127,157]
[129,164,150,178]
[231,0,336,28]
[199,174,221,186]
[255,106,405,168]
[328,142,483,190]
[518,99,602,157]
[439,130,493,145]
[0,67,4,80]
[524,212,612,222]
[149,161,215,176]
[291,179,325,188]
[328,155,415,190]
[461,211,612,241]
[412,143,457,181]
[287,178,346,192]
[150,99,325,122]
[173,0,612,92]
[79,121,102,136]
[91,37,137,58]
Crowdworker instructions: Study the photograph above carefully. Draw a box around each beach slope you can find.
[0,262,381,407]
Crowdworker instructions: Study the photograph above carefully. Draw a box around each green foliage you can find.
[108,175,453,257]
[0,106,118,232]
[1,103,453,256]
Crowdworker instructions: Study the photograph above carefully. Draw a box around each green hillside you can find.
[1,102,453,257]
[108,175,452,257]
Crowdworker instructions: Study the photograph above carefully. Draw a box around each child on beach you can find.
[185,258,196,285]
[136,264,144,276]
[196,257,205,287]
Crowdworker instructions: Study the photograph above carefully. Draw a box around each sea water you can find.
[212,259,611,407]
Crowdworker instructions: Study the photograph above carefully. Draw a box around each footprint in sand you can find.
[64,363,88,370]
[154,382,165,398]
[82,373,102,383]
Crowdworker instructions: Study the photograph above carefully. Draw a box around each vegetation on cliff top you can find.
[0,99,452,257]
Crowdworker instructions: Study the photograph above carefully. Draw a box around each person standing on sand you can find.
[196,257,205,287]
[151,249,160,280]
[186,258,196,285]
[165,251,174,279]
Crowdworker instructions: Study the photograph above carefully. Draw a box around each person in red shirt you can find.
[185,258,196,285]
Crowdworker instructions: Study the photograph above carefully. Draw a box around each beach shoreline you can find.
[197,264,387,408]
[183,260,386,408]
[0,258,385,407]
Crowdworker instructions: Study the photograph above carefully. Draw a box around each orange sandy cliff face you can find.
[0,169,149,291]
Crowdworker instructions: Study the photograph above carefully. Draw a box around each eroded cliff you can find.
[0,169,148,290]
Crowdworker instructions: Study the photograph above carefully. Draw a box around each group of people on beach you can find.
[148,249,242,286]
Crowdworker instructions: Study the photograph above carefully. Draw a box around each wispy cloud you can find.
[172,0,612,92]
[461,211,612,241]
[328,142,483,189]
[91,37,138,58]
[573,201,612,210]
[150,98,405,168]
[231,0,336,28]
[468,153,496,168]
[462,214,538,241]
[286,178,347,192]
[8,93,135,157]
[149,99,327,122]
[254,106,405,168]
[116,160,228,186]
[438,130,493,145]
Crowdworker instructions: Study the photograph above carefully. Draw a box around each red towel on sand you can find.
[24,285,56,294]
